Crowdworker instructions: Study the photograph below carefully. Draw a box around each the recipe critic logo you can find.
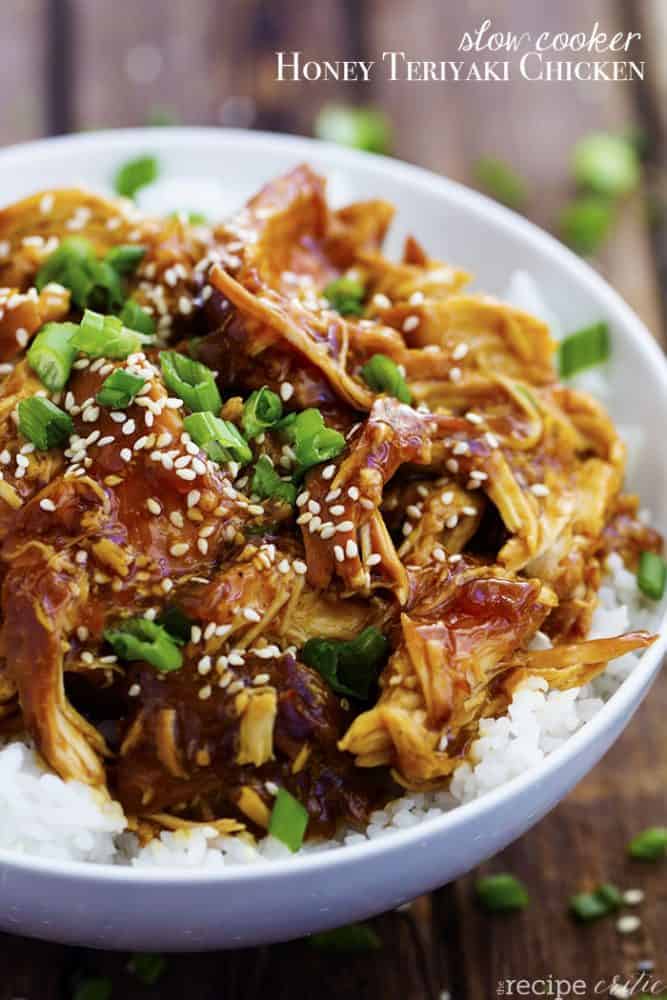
[275,18,645,83]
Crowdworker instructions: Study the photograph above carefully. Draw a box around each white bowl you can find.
[0,128,665,951]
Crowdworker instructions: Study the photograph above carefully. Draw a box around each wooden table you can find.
[0,2,664,996]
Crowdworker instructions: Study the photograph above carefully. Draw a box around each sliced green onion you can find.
[104,617,183,673]
[628,826,667,860]
[127,952,167,985]
[637,552,667,601]
[251,455,296,506]
[476,874,530,913]
[572,133,640,198]
[160,351,222,414]
[302,627,389,700]
[170,210,208,225]
[114,154,159,199]
[155,606,193,644]
[84,259,124,312]
[119,299,156,338]
[284,408,346,474]
[560,195,614,256]
[27,321,79,391]
[474,157,527,210]
[360,353,411,403]
[18,396,73,451]
[569,883,622,922]
[268,787,308,852]
[558,322,610,378]
[242,386,283,439]
[105,244,146,275]
[96,369,146,408]
[73,977,112,1000]
[72,310,146,359]
[309,922,381,953]
[323,276,365,316]
[315,105,392,155]
[35,236,95,300]
[183,411,252,465]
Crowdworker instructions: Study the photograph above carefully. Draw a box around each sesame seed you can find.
[296,511,312,525]
[330,504,345,516]
[39,498,56,512]
[279,381,294,401]
[293,560,307,575]
[359,497,374,510]
[622,888,644,906]
[452,442,469,456]
[227,680,244,695]
[176,468,197,481]
[616,915,641,934]
[449,367,462,382]
[433,546,446,562]
[243,608,261,623]
[120,448,132,463]
[367,553,381,566]
[322,464,336,481]
[334,545,345,562]
[345,539,358,558]
[190,625,202,643]
[320,525,336,539]
[462,506,477,516]
[198,685,212,700]
[445,514,459,529]
[197,538,209,555]
[253,673,270,686]
[128,683,141,697]
[452,343,469,361]
[307,500,321,514]
[485,432,499,449]
[441,491,454,505]
[204,622,216,640]
[169,542,190,557]
[170,510,184,528]
[308,516,322,533]
[76,626,89,641]
[402,315,419,333]
[228,651,244,667]
[372,293,392,309]
[446,459,459,474]
[347,486,359,500]
[277,558,290,574]
[465,411,483,425]
[470,469,488,481]
[530,483,550,497]
[162,578,174,593]
[197,656,212,675]
[296,491,309,507]
[336,520,354,532]
[409,291,425,306]
[146,498,161,515]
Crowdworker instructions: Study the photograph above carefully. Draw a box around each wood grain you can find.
[0,1,665,997]
[0,1,48,144]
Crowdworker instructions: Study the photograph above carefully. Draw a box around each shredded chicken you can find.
[0,164,658,840]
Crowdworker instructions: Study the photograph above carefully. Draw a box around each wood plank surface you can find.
[0,1,665,997]
[0,1,48,144]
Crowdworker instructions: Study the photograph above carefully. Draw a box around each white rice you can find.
[0,264,662,869]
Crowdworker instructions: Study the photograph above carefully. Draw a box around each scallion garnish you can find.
[314,105,392,155]
[268,787,309,852]
[559,195,614,256]
[284,409,346,474]
[120,299,156,338]
[569,883,622,922]
[637,551,667,601]
[628,826,667,861]
[73,977,112,1000]
[474,157,527,210]
[104,244,146,274]
[183,411,252,465]
[572,133,640,198]
[302,627,389,700]
[18,396,73,451]
[360,353,411,403]
[251,455,296,506]
[242,386,283,439]
[104,617,183,673]
[96,369,146,408]
[558,322,610,378]
[308,922,382,953]
[127,952,167,985]
[323,276,366,316]
[114,154,159,199]
[475,874,530,913]
[35,237,143,312]
[72,310,147,359]
[27,321,79,391]
[160,351,222,414]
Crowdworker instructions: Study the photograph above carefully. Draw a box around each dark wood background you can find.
[0,1,665,997]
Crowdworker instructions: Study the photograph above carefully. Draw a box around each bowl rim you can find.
[0,125,664,884]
